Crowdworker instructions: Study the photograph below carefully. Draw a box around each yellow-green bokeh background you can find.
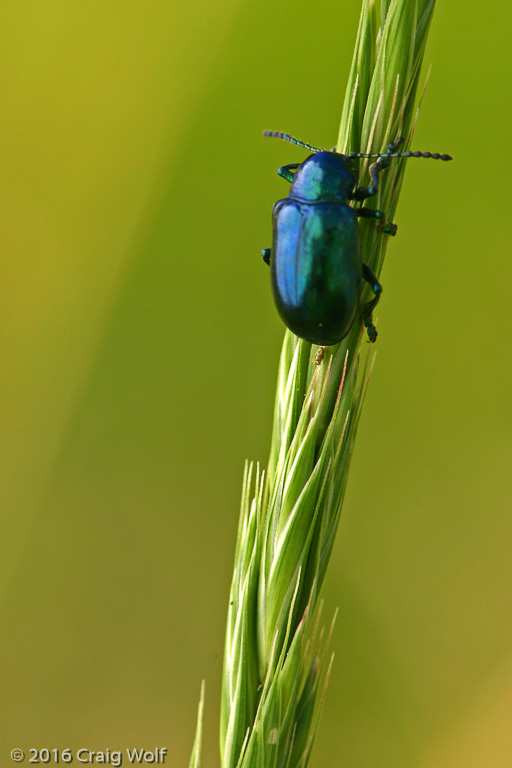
[1,2,511,766]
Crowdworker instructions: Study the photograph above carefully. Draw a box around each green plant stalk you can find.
[189,1,440,766]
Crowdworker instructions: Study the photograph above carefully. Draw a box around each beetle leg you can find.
[379,221,398,236]
[356,207,397,236]
[361,263,383,343]
[351,159,388,200]
[262,248,271,266]
[277,163,301,183]
[350,138,404,201]
[350,158,390,200]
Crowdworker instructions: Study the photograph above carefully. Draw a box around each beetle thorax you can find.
[289,152,355,203]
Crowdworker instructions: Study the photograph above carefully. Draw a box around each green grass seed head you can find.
[211,2,443,767]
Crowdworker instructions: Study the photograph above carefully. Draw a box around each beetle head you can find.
[290,152,355,203]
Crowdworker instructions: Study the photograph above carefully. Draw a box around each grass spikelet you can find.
[192,1,444,765]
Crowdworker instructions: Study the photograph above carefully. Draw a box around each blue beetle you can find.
[262,131,452,347]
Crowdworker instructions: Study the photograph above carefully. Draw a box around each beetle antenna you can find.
[348,149,452,161]
[263,131,452,161]
[263,130,328,153]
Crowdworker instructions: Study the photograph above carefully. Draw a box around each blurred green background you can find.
[1,1,511,767]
